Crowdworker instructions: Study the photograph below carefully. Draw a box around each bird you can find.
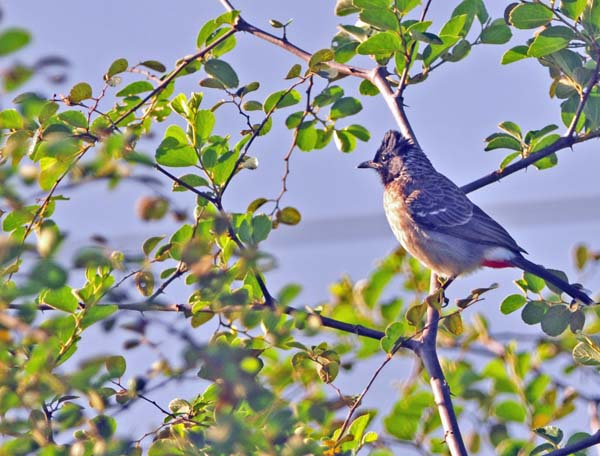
[358,130,593,305]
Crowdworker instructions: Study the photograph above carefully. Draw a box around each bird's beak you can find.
[357,160,380,169]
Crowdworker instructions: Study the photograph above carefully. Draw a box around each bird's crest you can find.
[373,130,415,163]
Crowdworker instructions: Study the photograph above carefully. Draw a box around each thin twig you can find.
[334,353,394,445]
[112,28,237,127]
[567,51,600,137]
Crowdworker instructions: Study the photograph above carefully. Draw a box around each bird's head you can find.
[358,130,417,184]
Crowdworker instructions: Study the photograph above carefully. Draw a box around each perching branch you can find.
[418,275,468,456]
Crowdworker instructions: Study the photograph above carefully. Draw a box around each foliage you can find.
[0,1,600,455]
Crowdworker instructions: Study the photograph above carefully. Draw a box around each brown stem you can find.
[112,28,237,127]
[418,274,468,456]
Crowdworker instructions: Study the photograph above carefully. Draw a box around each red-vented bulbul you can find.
[358,130,593,305]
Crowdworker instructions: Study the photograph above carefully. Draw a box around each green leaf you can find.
[57,110,88,129]
[534,426,564,445]
[263,89,302,112]
[116,81,154,97]
[172,174,209,192]
[406,302,425,326]
[252,214,272,243]
[570,309,585,332]
[148,438,184,456]
[359,8,399,31]
[441,14,468,36]
[411,31,443,45]
[0,28,31,56]
[509,3,553,29]
[573,335,600,366]
[80,304,118,329]
[521,300,548,325]
[499,151,521,170]
[106,58,128,78]
[345,124,370,141]
[523,272,545,293]
[243,100,262,111]
[237,81,260,97]
[105,356,126,378]
[501,45,529,64]
[495,400,527,422]
[297,122,318,151]
[195,109,216,142]
[168,398,191,414]
[498,121,522,138]
[0,109,23,129]
[69,82,93,103]
[356,31,401,55]
[204,59,239,88]
[91,415,116,439]
[142,236,166,256]
[199,77,225,89]
[330,97,362,120]
[286,63,302,79]
[31,260,68,289]
[38,157,68,191]
[314,86,344,107]
[380,321,405,353]
[285,111,303,129]
[41,286,78,313]
[480,19,512,44]
[336,0,360,16]
[583,91,600,130]
[528,26,574,58]
[354,0,390,7]
[500,294,526,314]
[156,137,197,167]
[309,49,335,70]
[395,0,420,14]
[191,312,214,328]
[359,79,379,96]
[277,207,301,225]
[541,305,570,336]
[485,133,522,151]
[560,0,586,20]
[443,312,463,335]
[141,60,167,72]
[530,443,556,456]
[525,374,551,402]
[334,130,357,152]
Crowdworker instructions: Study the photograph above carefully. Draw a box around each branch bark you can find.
[544,430,600,456]
[418,274,468,456]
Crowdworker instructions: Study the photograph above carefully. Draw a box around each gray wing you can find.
[406,173,526,253]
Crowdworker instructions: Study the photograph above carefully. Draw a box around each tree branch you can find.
[460,130,600,194]
[418,274,468,456]
[217,1,418,145]
[112,27,237,127]
[544,430,600,456]
[370,66,419,146]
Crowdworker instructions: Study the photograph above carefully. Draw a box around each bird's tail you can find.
[511,255,593,305]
